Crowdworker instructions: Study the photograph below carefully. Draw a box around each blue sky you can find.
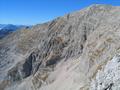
[0,0,120,25]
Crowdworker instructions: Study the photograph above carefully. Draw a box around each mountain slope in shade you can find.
[0,4,120,90]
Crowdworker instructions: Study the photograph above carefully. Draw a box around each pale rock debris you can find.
[90,55,120,90]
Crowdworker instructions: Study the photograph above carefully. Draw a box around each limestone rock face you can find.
[0,4,120,90]
[90,55,120,90]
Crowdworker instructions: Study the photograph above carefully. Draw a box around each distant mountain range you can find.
[0,24,30,38]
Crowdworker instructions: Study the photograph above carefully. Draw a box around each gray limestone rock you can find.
[90,54,120,90]
[0,4,120,90]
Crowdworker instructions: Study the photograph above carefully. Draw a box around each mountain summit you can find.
[0,4,120,90]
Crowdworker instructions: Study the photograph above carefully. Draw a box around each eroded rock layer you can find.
[0,4,120,90]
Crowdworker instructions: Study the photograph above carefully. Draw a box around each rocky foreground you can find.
[0,4,120,90]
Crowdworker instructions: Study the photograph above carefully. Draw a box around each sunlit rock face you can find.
[90,55,120,90]
[0,4,120,90]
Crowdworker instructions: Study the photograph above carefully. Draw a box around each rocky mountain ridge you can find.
[0,4,120,90]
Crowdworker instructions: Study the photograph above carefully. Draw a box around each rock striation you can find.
[0,4,120,90]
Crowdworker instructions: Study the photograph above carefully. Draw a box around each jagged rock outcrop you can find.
[90,54,120,90]
[0,4,120,90]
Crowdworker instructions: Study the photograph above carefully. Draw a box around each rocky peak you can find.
[0,4,120,90]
